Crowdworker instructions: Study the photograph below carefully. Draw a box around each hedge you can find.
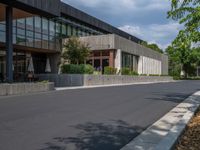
[121,68,131,75]
[61,64,94,74]
[104,66,117,75]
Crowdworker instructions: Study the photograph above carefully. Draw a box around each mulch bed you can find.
[175,108,200,150]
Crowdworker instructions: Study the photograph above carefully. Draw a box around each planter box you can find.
[0,82,54,96]
[38,74,173,87]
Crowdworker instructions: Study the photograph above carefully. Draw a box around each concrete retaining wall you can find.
[0,82,54,96]
[38,74,173,87]
[38,74,84,87]
[84,75,173,86]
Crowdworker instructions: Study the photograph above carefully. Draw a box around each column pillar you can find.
[6,6,13,83]
[109,50,114,68]
[114,49,121,73]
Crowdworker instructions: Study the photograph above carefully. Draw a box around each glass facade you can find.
[0,21,5,43]
[12,16,62,50]
[0,15,105,52]
[0,6,106,82]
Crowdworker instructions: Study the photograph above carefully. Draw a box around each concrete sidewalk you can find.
[121,91,200,150]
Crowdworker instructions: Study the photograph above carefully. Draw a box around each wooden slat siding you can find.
[16,0,60,16]
[1,0,60,17]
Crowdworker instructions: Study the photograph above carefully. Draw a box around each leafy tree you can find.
[141,41,163,53]
[168,0,200,42]
[166,31,200,77]
[167,0,200,77]
[62,37,90,64]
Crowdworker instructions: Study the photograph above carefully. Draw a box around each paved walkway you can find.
[0,81,200,150]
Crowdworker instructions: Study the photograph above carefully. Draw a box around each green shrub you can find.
[104,66,117,75]
[160,75,169,76]
[39,80,49,83]
[173,76,181,80]
[149,74,160,76]
[70,64,83,74]
[80,64,94,74]
[140,74,148,76]
[61,64,71,73]
[61,64,94,74]
[130,71,139,76]
[121,68,131,75]
[93,71,101,75]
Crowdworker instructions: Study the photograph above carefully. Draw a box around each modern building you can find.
[0,0,168,82]
[78,34,168,75]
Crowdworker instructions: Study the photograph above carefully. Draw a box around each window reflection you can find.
[0,13,105,50]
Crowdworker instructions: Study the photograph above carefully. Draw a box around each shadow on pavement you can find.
[41,120,144,150]
[146,92,193,103]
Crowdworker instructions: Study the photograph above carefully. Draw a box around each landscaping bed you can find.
[175,108,200,150]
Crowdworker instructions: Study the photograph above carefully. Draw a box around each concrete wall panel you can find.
[38,74,173,87]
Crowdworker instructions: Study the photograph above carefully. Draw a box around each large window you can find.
[49,20,55,36]
[0,14,105,50]
[16,18,26,46]
[42,18,48,35]
[122,52,132,69]
[61,24,67,37]
[26,17,34,47]
[122,52,138,71]
[67,25,72,36]
[0,22,5,42]
[35,16,41,33]
[11,16,63,51]
[42,18,49,49]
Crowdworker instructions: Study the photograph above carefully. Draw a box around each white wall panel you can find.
[138,56,161,75]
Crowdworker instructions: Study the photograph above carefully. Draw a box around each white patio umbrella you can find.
[28,56,34,73]
[45,58,51,73]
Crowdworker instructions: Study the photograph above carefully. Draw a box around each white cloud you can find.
[119,22,183,50]
[62,0,170,12]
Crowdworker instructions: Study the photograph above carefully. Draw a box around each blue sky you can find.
[62,0,182,50]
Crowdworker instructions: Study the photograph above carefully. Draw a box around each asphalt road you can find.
[0,80,200,150]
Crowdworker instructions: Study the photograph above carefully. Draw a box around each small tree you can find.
[62,37,90,64]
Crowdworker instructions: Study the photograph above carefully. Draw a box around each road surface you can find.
[0,80,199,150]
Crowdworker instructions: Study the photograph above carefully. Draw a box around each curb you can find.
[55,80,175,91]
[121,91,200,150]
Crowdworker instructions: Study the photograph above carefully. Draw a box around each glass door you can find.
[102,59,109,73]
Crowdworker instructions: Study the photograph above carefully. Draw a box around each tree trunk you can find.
[182,64,188,78]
